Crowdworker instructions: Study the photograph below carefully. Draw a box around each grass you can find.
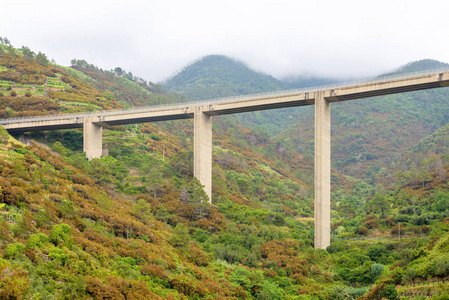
[0,79,46,96]
[0,80,13,88]
[62,66,95,83]
[46,77,71,89]
[0,76,70,97]
[59,101,102,111]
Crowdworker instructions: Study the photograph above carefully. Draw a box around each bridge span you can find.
[2,68,449,249]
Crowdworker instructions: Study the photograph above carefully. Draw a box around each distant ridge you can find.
[161,55,284,100]
[381,59,449,76]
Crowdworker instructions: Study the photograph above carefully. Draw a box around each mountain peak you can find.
[162,54,284,100]
[384,59,449,76]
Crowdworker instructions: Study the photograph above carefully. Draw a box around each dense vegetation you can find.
[162,55,284,101]
[2,39,449,299]
[163,55,449,183]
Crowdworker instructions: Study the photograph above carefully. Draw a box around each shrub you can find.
[4,242,25,258]
[433,191,449,212]
[367,244,388,262]
[379,284,398,300]
[140,263,167,279]
[433,254,449,277]
[370,263,384,279]
[0,259,29,299]
[358,226,368,235]
[49,223,72,246]
[49,248,69,265]
[27,233,49,248]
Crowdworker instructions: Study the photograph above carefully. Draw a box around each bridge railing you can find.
[2,67,449,125]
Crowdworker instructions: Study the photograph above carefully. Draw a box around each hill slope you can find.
[0,44,187,118]
[162,55,285,100]
[162,54,449,182]
[162,55,344,135]
[3,43,449,299]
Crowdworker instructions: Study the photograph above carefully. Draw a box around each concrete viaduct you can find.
[2,69,449,249]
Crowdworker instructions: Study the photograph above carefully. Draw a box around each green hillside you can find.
[382,59,449,76]
[163,55,449,172]
[3,41,449,299]
[0,44,187,118]
[162,55,284,100]
[161,55,342,135]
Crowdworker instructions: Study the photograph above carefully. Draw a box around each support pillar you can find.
[193,107,212,202]
[83,116,103,160]
[314,91,331,249]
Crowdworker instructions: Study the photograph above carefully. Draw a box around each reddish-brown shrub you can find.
[140,263,167,279]
[358,226,369,235]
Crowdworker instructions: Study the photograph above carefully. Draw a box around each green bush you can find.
[27,233,49,249]
[49,248,69,265]
[370,263,384,279]
[49,223,72,246]
[379,284,398,300]
[433,191,449,212]
[4,242,25,258]
[433,254,449,277]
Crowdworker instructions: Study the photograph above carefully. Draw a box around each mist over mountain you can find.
[381,59,449,76]
[162,55,285,100]
[162,54,449,184]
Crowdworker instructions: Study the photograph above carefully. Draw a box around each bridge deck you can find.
[1,68,449,131]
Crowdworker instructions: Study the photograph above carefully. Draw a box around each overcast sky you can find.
[2,0,449,83]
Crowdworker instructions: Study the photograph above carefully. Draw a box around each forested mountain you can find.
[163,54,449,183]
[381,59,449,76]
[162,55,343,135]
[2,41,449,299]
[162,55,285,100]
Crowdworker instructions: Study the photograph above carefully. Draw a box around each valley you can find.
[1,42,449,299]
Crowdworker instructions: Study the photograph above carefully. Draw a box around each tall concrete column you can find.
[83,116,103,160]
[314,91,331,249]
[194,107,212,202]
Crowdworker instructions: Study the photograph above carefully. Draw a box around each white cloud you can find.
[2,0,449,82]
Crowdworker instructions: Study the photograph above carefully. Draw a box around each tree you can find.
[169,223,190,251]
[180,186,190,204]
[114,67,123,76]
[36,51,49,66]
[155,205,170,223]
[21,46,35,61]
[417,169,431,188]
[395,170,410,186]
[125,72,134,81]
[2,37,11,46]
[368,193,390,218]
[132,199,152,223]
[186,177,210,220]
[145,166,163,198]
[433,191,449,212]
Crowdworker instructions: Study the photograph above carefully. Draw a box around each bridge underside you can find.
[206,98,314,116]
[327,81,448,102]
[5,123,83,133]
[94,114,193,126]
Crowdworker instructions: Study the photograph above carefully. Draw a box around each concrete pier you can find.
[83,116,103,160]
[193,106,213,202]
[314,92,331,249]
